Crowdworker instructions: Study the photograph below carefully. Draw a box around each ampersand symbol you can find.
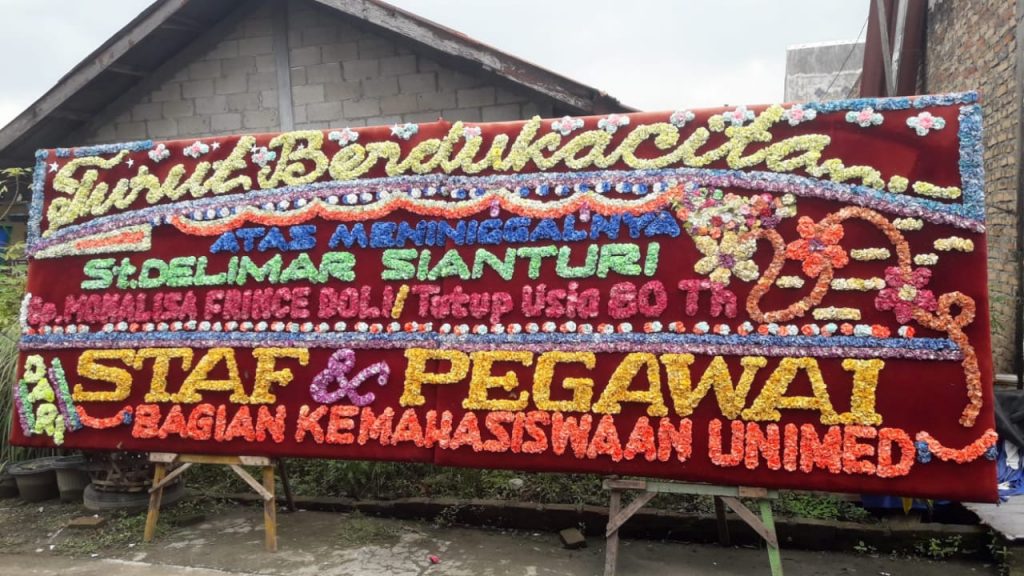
[309,349,389,406]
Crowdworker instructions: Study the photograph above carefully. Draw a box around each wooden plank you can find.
[738,486,769,498]
[107,65,147,77]
[603,479,646,491]
[605,491,656,537]
[262,466,278,552]
[874,0,895,96]
[229,464,274,501]
[148,462,191,493]
[143,462,167,542]
[271,0,294,132]
[603,490,621,576]
[310,0,604,113]
[714,496,731,546]
[66,1,257,144]
[643,480,778,499]
[721,497,777,547]
[0,0,190,152]
[149,452,178,464]
[178,453,269,466]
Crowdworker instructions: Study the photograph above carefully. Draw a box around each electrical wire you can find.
[823,15,870,97]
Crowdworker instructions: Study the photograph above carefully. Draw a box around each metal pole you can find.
[875,0,896,96]
[1015,0,1024,389]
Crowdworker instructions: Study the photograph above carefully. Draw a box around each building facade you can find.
[918,0,1019,375]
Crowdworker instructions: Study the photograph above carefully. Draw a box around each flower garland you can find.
[811,307,861,321]
[934,237,974,252]
[915,429,998,464]
[76,405,134,429]
[849,248,891,261]
[830,278,886,291]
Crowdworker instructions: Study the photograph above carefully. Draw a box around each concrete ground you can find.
[0,501,1000,576]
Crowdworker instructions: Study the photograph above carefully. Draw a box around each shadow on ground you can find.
[0,499,1000,576]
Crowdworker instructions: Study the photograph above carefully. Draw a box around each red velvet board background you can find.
[13,99,998,502]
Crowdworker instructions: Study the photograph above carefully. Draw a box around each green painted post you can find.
[759,499,783,576]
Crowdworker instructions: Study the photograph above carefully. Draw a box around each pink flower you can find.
[875,266,938,323]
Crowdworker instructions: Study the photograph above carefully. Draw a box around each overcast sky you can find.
[0,0,868,126]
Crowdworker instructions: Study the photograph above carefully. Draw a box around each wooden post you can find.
[143,462,167,542]
[714,496,731,546]
[263,465,277,552]
[604,488,621,576]
[277,460,297,512]
[143,453,282,552]
[602,479,782,576]
[759,499,783,576]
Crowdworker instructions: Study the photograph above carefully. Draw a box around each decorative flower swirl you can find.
[875,266,938,323]
[785,216,849,277]
[693,231,759,285]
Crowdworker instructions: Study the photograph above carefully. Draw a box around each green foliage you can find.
[775,491,872,522]
[853,540,878,555]
[0,242,27,330]
[913,535,966,560]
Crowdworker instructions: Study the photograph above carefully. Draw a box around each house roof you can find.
[0,0,630,165]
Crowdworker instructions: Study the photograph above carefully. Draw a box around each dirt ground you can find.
[0,497,1001,576]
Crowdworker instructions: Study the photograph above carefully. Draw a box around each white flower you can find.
[720,106,755,127]
[390,123,419,140]
[669,110,695,128]
[148,143,170,163]
[182,141,210,159]
[551,116,584,136]
[251,146,277,167]
[845,107,884,128]
[328,127,359,145]
[462,125,482,140]
[906,111,946,136]
[597,114,630,134]
[783,105,817,126]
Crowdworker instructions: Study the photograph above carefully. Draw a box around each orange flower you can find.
[785,216,849,277]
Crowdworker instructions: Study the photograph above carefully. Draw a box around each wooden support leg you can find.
[714,496,731,546]
[143,462,167,543]
[759,499,783,576]
[277,459,297,512]
[263,465,277,552]
[604,489,621,576]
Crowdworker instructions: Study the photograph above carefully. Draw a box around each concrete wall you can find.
[84,0,556,144]
[921,0,1018,373]
[784,41,864,102]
